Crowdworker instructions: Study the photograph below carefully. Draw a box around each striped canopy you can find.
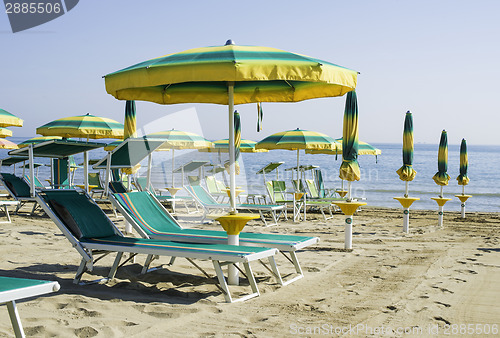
[0,109,23,128]
[0,128,13,138]
[144,129,213,150]
[457,138,469,186]
[0,138,18,150]
[339,91,360,181]
[432,130,451,186]
[36,113,124,139]
[201,139,269,153]
[255,128,337,151]
[104,43,358,105]
[18,136,66,148]
[306,139,380,156]
[396,111,417,181]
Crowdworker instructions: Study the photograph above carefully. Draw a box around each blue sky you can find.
[1,0,499,145]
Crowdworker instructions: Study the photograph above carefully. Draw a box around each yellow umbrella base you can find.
[393,197,420,209]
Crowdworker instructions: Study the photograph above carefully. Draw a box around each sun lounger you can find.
[0,200,20,223]
[0,276,60,338]
[185,184,286,227]
[0,173,39,215]
[36,189,280,303]
[110,191,319,285]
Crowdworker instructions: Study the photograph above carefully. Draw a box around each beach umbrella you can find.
[0,109,23,128]
[256,128,337,183]
[457,138,469,187]
[18,136,66,148]
[201,139,269,153]
[456,138,471,218]
[339,91,360,197]
[0,139,18,150]
[36,113,124,140]
[234,111,241,162]
[396,111,417,195]
[104,40,357,214]
[124,100,137,139]
[305,139,379,157]
[0,128,13,138]
[144,129,213,188]
[432,130,451,194]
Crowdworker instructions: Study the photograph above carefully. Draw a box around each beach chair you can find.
[185,184,286,227]
[88,172,105,199]
[0,173,39,215]
[23,174,45,189]
[205,175,229,202]
[35,189,280,303]
[111,191,319,285]
[0,276,60,337]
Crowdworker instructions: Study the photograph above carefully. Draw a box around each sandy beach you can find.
[0,200,499,337]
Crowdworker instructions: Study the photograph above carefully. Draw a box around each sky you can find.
[1,0,499,145]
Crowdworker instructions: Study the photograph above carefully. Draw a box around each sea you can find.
[2,138,499,213]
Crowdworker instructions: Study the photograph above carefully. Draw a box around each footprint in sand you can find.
[74,326,99,338]
[431,285,454,294]
[434,316,451,325]
[435,301,451,308]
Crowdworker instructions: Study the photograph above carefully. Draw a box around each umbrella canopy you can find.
[396,111,417,181]
[18,136,67,148]
[339,91,360,182]
[0,128,13,138]
[144,129,213,150]
[104,43,357,105]
[0,109,23,128]
[432,130,450,186]
[104,40,358,212]
[0,139,18,150]
[36,113,124,139]
[457,138,469,186]
[256,128,337,181]
[201,139,269,153]
[305,139,380,155]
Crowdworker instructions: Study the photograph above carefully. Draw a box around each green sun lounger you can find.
[0,173,39,215]
[36,189,280,303]
[110,191,319,285]
[0,276,60,338]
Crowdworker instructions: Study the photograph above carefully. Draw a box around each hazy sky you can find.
[2,0,499,145]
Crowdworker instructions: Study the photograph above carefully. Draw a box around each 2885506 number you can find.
[5,2,61,14]
[443,324,498,335]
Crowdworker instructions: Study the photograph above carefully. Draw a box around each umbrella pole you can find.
[28,145,35,197]
[171,149,175,187]
[439,186,443,198]
[347,181,352,201]
[227,83,236,214]
[104,152,111,196]
[83,151,89,192]
[405,181,409,197]
[22,161,25,177]
[147,154,152,191]
[296,149,300,190]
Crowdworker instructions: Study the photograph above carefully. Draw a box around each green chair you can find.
[36,189,280,303]
[0,173,39,215]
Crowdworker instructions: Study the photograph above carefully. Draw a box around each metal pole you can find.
[171,149,175,187]
[347,181,352,201]
[438,205,444,226]
[104,152,111,196]
[228,83,236,213]
[28,145,35,197]
[403,208,410,233]
[345,215,352,249]
[439,186,443,198]
[405,181,409,197]
[147,153,152,191]
[228,234,239,285]
[83,151,89,192]
[296,149,300,190]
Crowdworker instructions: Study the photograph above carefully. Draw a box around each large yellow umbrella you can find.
[104,40,357,214]
[0,128,13,138]
[0,139,18,150]
[0,109,23,128]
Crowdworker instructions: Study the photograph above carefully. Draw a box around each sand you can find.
[0,201,499,337]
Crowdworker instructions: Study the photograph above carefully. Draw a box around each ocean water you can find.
[2,138,499,213]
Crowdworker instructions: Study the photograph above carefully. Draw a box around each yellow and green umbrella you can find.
[256,128,336,181]
[18,136,66,148]
[0,128,13,138]
[456,138,469,187]
[432,130,451,194]
[0,138,18,150]
[306,139,379,157]
[124,100,137,139]
[396,111,417,196]
[339,91,360,186]
[201,139,269,153]
[36,113,124,140]
[145,129,213,187]
[104,40,357,213]
[0,109,23,128]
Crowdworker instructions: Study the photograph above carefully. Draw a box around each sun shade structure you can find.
[36,113,124,140]
[396,111,417,184]
[457,138,469,186]
[201,139,269,153]
[305,139,380,156]
[104,40,358,214]
[124,100,137,139]
[432,130,450,188]
[0,109,23,128]
[339,91,360,184]
[0,128,13,138]
[17,136,67,148]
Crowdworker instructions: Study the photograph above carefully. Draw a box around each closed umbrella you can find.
[0,109,23,128]
[124,100,137,139]
[396,111,417,195]
[456,138,471,218]
[431,130,451,227]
